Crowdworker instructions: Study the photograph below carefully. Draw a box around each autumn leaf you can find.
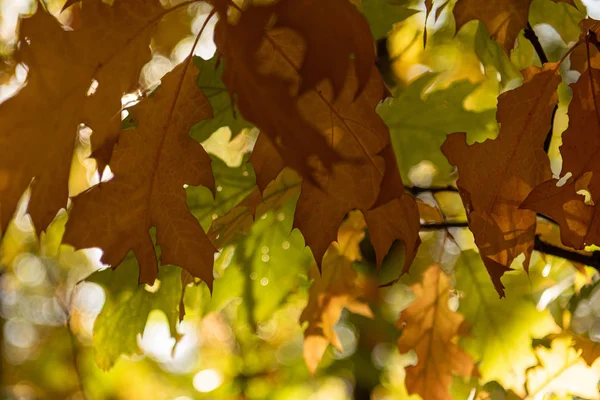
[522,65,600,252]
[65,58,216,286]
[378,74,497,184]
[244,26,420,270]
[451,0,575,53]
[210,193,311,327]
[442,65,560,296]
[0,0,171,236]
[526,335,600,399]
[300,211,378,374]
[455,251,559,394]
[397,264,475,400]
[210,0,377,180]
[89,259,183,371]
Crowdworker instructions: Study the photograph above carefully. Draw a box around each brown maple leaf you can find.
[300,211,378,374]
[442,64,560,296]
[452,0,575,54]
[522,65,600,251]
[64,58,216,287]
[398,264,475,400]
[245,25,420,270]
[0,0,175,236]
[210,0,377,182]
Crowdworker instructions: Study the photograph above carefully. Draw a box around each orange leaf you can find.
[442,64,560,296]
[0,0,170,235]
[398,265,475,400]
[64,58,216,287]
[300,211,377,374]
[523,65,600,251]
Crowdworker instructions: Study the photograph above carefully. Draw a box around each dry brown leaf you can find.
[300,211,378,374]
[245,25,420,268]
[0,0,171,236]
[210,0,378,182]
[442,64,560,296]
[522,66,600,251]
[64,58,216,287]
[452,0,575,53]
[398,264,475,400]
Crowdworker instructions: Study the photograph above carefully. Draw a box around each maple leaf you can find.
[377,74,497,184]
[397,264,475,400]
[0,0,171,236]
[526,335,600,399]
[522,65,600,252]
[210,0,378,181]
[89,259,183,370]
[300,211,378,374]
[451,0,575,54]
[244,26,420,270]
[64,58,216,286]
[442,64,560,296]
[210,194,311,328]
[455,251,559,394]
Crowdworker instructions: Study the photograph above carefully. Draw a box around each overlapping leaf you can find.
[442,65,560,295]
[65,59,216,286]
[300,211,378,374]
[89,259,183,370]
[455,251,559,394]
[398,264,475,400]
[209,0,374,179]
[451,0,576,54]
[0,0,169,236]
[239,22,420,270]
[523,61,600,253]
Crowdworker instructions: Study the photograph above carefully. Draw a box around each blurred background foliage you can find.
[2,0,600,399]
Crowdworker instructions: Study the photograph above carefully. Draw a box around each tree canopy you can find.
[3,0,600,399]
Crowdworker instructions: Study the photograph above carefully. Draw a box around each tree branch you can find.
[407,185,459,195]
[419,220,600,272]
[524,22,557,154]
[524,23,549,64]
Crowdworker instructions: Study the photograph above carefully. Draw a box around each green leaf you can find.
[377,74,497,185]
[191,56,253,142]
[210,198,312,327]
[89,256,182,370]
[361,0,418,39]
[454,251,559,393]
[186,155,256,231]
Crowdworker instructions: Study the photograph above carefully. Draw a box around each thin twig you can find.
[420,221,468,230]
[524,22,557,154]
[534,236,600,271]
[524,23,549,64]
[407,185,459,195]
[418,220,600,272]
